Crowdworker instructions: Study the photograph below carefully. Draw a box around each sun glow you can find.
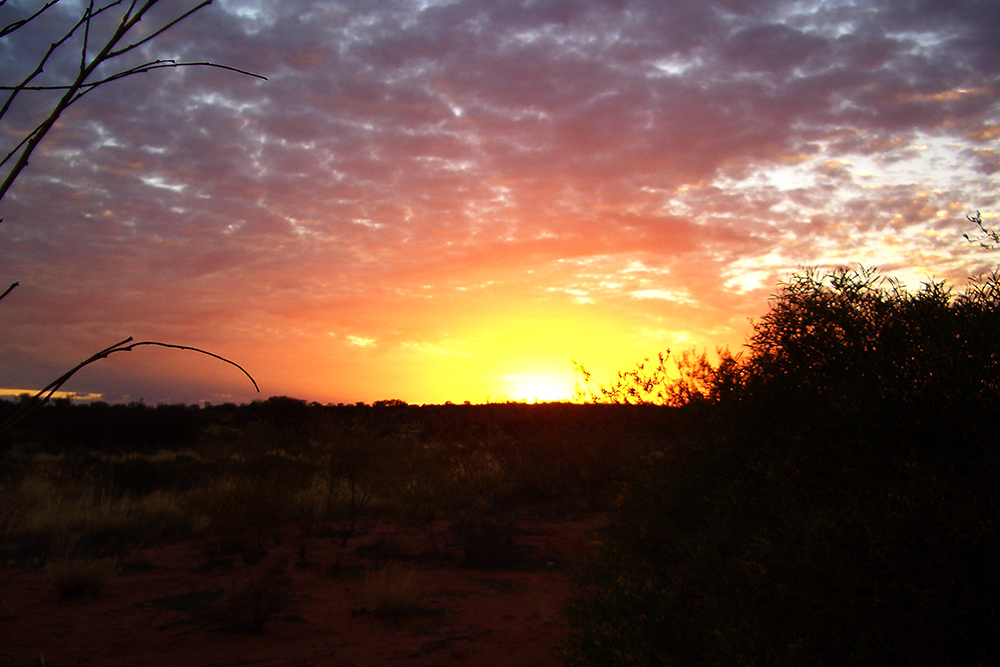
[503,372,574,403]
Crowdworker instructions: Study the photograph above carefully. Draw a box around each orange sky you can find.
[1,0,999,405]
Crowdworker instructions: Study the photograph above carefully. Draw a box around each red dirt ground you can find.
[1,511,606,667]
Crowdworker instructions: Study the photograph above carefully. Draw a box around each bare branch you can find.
[121,0,142,25]
[1,9,87,123]
[0,0,64,39]
[0,1,145,201]
[0,0,265,424]
[118,339,260,393]
[106,0,213,59]
[1,61,268,93]
[0,281,17,301]
[0,0,263,203]
[80,1,95,73]
[0,336,260,434]
[0,124,42,171]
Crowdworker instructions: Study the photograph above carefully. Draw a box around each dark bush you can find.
[454,517,521,569]
[563,266,1000,666]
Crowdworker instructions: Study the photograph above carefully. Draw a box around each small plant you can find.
[355,530,404,569]
[363,562,423,618]
[220,560,295,633]
[528,591,560,626]
[185,471,295,560]
[454,517,521,569]
[47,557,112,600]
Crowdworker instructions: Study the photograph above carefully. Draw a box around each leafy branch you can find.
[963,211,1000,249]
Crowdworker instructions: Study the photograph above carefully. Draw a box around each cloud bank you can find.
[1,0,998,403]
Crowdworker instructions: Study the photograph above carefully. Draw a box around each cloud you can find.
[1,0,998,403]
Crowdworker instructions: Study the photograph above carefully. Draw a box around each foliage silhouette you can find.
[563,266,1000,666]
[575,348,729,407]
[964,210,1000,249]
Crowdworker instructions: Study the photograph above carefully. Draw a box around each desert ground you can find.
[2,510,606,667]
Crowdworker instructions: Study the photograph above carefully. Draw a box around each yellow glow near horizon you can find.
[287,291,738,405]
[502,372,575,403]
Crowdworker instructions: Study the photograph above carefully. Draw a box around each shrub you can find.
[363,562,423,617]
[312,418,391,540]
[453,517,521,569]
[185,468,297,559]
[219,560,296,633]
[48,557,112,600]
[562,266,1000,666]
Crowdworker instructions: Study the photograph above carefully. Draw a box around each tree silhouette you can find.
[563,266,1000,666]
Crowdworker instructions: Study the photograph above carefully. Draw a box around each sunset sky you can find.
[1,0,999,406]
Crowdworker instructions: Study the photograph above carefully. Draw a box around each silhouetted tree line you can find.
[563,266,1000,666]
[0,396,675,509]
[0,395,672,451]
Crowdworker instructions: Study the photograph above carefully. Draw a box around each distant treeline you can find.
[0,395,675,457]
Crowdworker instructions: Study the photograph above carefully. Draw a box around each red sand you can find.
[1,513,606,666]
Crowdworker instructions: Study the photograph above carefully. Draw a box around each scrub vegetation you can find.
[3,265,997,658]
[0,394,666,619]
[562,266,1000,666]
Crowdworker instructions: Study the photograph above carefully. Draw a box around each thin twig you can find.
[0,0,63,39]
[1,62,269,91]
[118,340,260,393]
[80,1,95,73]
[107,0,214,58]
[0,281,18,301]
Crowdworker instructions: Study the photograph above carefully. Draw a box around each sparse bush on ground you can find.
[47,557,113,600]
[219,560,296,633]
[310,417,395,541]
[184,470,297,560]
[453,517,521,569]
[1,396,658,583]
[363,561,423,617]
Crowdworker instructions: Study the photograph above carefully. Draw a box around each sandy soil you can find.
[1,511,606,667]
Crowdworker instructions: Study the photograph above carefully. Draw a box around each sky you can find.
[1,0,998,406]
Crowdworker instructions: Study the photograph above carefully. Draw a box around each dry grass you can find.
[528,591,560,626]
[184,473,296,558]
[1,476,190,562]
